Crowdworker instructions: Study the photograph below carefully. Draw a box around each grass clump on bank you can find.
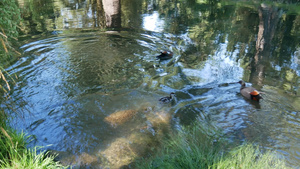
[0,120,66,169]
[136,121,290,169]
[213,144,288,169]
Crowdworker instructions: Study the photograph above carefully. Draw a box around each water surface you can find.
[5,0,300,168]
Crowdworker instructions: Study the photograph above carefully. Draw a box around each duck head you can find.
[170,92,175,98]
[238,80,246,88]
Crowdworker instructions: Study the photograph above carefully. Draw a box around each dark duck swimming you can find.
[238,80,262,102]
[156,51,173,60]
[159,92,175,103]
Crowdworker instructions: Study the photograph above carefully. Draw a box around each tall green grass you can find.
[0,120,66,169]
[136,121,290,169]
[213,144,288,169]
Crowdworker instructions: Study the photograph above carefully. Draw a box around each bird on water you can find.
[156,51,173,60]
[238,80,262,102]
[159,92,175,103]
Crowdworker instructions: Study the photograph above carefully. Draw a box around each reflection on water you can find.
[4,0,300,168]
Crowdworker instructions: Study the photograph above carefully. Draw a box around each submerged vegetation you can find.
[136,121,290,169]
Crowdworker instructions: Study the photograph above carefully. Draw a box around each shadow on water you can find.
[2,0,300,168]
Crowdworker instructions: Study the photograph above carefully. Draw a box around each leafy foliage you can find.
[0,0,22,64]
[0,0,22,95]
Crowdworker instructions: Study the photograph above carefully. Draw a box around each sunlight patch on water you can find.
[291,48,300,76]
[181,43,243,85]
[143,12,165,32]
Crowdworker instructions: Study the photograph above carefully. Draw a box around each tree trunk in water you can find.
[102,0,121,28]
[251,4,281,86]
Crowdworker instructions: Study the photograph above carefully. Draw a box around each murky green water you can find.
[4,0,300,168]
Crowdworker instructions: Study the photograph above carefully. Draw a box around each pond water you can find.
[4,0,300,168]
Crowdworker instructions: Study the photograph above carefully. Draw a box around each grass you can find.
[0,118,67,169]
[213,144,288,169]
[135,121,290,169]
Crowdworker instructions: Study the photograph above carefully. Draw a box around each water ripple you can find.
[5,30,300,168]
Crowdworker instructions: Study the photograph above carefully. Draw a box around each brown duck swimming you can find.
[238,80,262,102]
[159,92,175,103]
[156,51,173,60]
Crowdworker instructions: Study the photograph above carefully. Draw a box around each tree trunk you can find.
[102,0,121,28]
[251,4,281,86]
